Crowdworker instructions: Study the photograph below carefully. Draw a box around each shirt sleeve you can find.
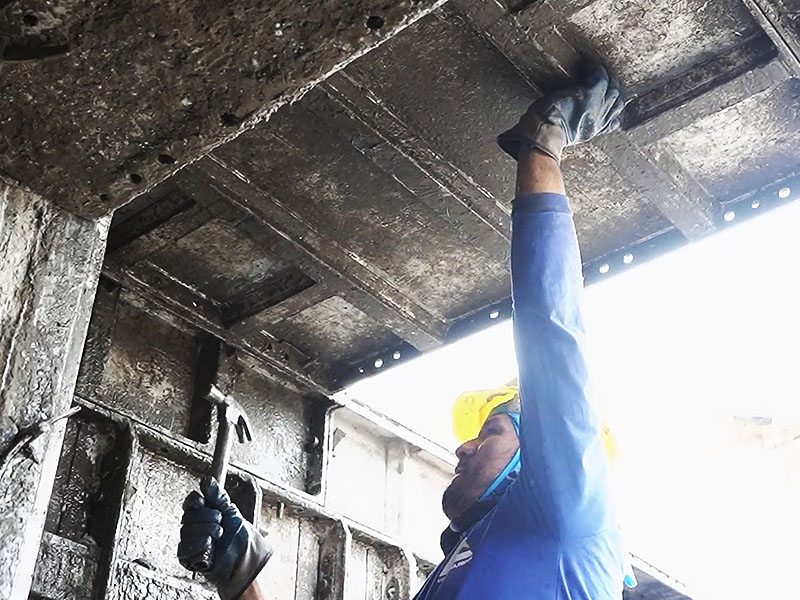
[509,192,612,539]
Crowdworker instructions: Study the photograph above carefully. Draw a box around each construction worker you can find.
[177,66,626,600]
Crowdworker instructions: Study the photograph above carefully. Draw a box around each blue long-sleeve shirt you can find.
[414,193,624,600]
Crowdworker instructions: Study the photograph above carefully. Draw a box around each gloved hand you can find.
[497,66,625,162]
[178,477,272,600]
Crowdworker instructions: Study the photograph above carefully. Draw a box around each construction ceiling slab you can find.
[0,0,446,218]
[148,219,294,304]
[96,0,800,398]
[342,10,529,203]
[563,144,673,260]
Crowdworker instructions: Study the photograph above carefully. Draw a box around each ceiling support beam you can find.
[188,157,447,351]
[101,264,331,392]
[627,57,789,145]
[740,0,800,77]
[319,72,512,245]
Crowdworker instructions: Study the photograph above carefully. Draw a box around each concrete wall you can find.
[29,278,452,600]
[0,180,108,600]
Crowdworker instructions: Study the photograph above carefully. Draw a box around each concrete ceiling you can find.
[6,0,800,399]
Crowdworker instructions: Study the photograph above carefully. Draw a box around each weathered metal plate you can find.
[100,0,800,395]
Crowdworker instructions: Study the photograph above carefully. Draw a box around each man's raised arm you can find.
[499,68,624,537]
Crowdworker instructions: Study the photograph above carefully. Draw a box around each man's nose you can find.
[455,438,479,460]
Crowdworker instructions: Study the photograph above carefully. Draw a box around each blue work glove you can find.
[497,66,625,162]
[178,477,272,600]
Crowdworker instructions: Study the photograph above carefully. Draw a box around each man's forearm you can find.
[515,148,566,198]
[238,567,270,600]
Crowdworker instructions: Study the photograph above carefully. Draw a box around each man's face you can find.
[442,413,520,521]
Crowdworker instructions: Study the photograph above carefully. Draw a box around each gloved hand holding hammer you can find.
[178,476,271,600]
[178,385,271,599]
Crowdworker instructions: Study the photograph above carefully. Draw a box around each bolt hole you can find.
[23,13,38,26]
[358,367,365,374]
[778,187,791,199]
[374,358,384,369]
[622,253,634,265]
[489,310,500,320]
[366,15,384,30]
[598,263,610,274]
[751,200,760,209]
[129,173,143,185]
[220,113,240,126]
[392,351,401,360]
[99,193,110,203]
[157,153,176,164]
[723,210,735,222]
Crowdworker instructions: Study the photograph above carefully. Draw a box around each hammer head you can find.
[206,384,253,444]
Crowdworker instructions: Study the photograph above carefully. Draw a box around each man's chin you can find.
[442,476,469,521]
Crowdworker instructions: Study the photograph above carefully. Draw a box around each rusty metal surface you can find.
[98,0,800,392]
[97,0,800,395]
[0,0,447,218]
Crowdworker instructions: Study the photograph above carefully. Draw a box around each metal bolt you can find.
[385,577,399,599]
[317,576,332,599]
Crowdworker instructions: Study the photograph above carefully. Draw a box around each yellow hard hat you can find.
[452,385,619,463]
[451,386,520,443]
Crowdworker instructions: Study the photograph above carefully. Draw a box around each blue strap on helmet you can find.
[478,412,521,501]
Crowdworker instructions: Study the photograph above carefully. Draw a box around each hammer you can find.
[192,384,253,574]
[206,384,253,489]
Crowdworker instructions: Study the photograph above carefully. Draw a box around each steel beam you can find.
[319,73,512,245]
[188,157,447,351]
[740,0,800,77]
[627,56,789,145]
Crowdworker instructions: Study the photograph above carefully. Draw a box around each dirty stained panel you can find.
[566,0,761,93]
[224,364,320,491]
[148,219,295,304]
[563,144,674,259]
[103,0,800,394]
[342,10,529,203]
[212,114,509,320]
[655,79,800,199]
[89,301,197,435]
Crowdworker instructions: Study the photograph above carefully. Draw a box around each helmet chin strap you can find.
[478,412,521,501]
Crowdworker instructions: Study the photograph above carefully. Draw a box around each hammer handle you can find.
[210,418,234,489]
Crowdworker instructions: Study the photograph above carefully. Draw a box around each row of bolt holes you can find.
[98,153,176,203]
[595,185,792,276]
[359,350,402,373]
[98,14,387,204]
[353,184,796,375]
[721,185,790,223]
